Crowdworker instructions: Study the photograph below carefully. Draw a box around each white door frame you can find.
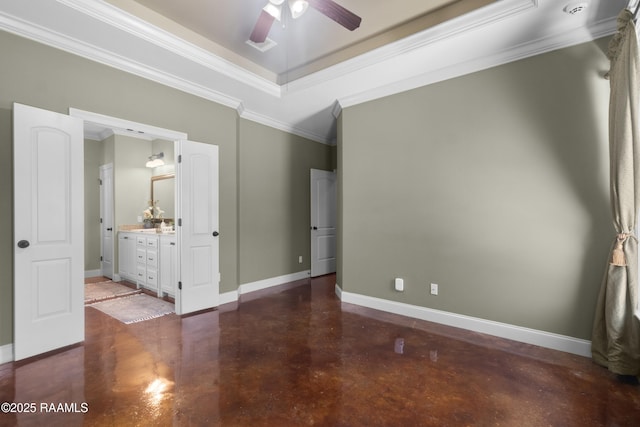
[70,109,220,315]
[69,108,188,278]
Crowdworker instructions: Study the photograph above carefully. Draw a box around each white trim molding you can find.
[0,344,13,364]
[84,269,101,279]
[218,270,312,306]
[337,287,592,358]
[0,0,622,144]
[239,271,311,296]
[57,0,282,98]
[239,108,331,145]
[69,108,189,141]
[219,290,239,306]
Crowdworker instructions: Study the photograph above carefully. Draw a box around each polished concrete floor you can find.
[1,274,639,426]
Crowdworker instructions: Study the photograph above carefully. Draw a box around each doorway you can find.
[310,169,337,277]
[12,104,221,360]
[70,108,221,316]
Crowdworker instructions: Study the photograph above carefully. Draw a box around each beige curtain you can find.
[592,9,640,376]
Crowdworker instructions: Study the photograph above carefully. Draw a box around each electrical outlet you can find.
[430,283,438,296]
[298,255,303,264]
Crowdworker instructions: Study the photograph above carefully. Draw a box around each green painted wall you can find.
[0,107,12,346]
[0,29,334,349]
[113,135,153,230]
[339,39,613,340]
[238,119,333,284]
[0,30,238,346]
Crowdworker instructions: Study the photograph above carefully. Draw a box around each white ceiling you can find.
[126,0,495,82]
[0,0,629,143]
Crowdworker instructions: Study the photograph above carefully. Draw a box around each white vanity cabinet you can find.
[118,232,137,282]
[159,234,177,297]
[136,234,159,293]
[118,231,176,297]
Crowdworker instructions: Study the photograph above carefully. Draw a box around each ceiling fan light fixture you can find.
[263,3,282,20]
[288,0,308,19]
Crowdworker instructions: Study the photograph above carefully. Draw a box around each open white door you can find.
[310,169,337,277]
[13,103,84,361]
[100,163,114,279]
[176,140,219,315]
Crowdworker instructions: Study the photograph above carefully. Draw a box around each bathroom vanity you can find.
[118,230,177,298]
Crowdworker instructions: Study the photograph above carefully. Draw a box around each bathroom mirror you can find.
[150,173,175,221]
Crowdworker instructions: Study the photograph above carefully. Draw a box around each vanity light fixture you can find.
[146,152,165,168]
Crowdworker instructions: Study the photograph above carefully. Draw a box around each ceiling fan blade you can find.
[250,10,276,43]
[308,0,361,31]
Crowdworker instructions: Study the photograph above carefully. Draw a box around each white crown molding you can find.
[84,127,113,142]
[286,0,538,94]
[337,14,618,111]
[240,108,332,144]
[0,0,622,142]
[337,287,592,358]
[331,100,342,119]
[57,0,282,98]
[0,8,244,111]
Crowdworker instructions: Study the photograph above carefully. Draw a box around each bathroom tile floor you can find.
[1,274,639,426]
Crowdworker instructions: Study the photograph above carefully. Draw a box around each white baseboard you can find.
[0,343,13,364]
[2,272,312,363]
[219,290,239,305]
[218,270,312,306]
[84,269,101,278]
[337,287,591,358]
[239,270,311,295]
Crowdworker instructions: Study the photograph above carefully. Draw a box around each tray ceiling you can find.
[0,0,629,142]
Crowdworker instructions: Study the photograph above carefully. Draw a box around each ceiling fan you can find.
[250,0,362,44]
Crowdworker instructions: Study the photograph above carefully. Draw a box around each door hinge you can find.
[178,155,182,163]
[100,218,103,224]
[178,218,182,227]
[99,178,102,185]
[100,256,103,261]
[178,281,182,290]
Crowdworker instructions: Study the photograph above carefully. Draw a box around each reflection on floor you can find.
[1,274,639,426]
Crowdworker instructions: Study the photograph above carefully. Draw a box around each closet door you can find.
[100,163,114,278]
[175,140,219,315]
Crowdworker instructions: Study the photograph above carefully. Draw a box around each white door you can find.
[99,163,114,278]
[13,103,84,361]
[310,169,337,277]
[176,140,219,315]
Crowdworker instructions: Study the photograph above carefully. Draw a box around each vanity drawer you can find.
[145,269,158,287]
[136,236,146,246]
[136,248,146,264]
[146,238,158,248]
[146,249,158,268]
[136,265,146,283]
